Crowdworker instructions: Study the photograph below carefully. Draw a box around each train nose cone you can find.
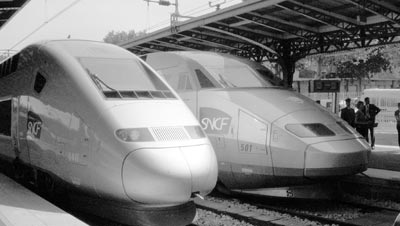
[304,139,370,177]
[180,144,218,196]
[122,145,217,204]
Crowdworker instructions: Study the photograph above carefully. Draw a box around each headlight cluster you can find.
[115,128,154,142]
[185,126,206,139]
[115,126,206,142]
[285,123,335,138]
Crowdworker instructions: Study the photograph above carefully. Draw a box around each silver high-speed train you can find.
[0,41,217,226]
[143,51,370,193]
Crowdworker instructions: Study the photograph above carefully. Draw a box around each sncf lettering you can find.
[199,108,232,134]
[27,111,43,139]
[27,121,42,137]
[201,117,230,131]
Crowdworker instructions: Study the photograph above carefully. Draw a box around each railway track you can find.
[194,192,400,226]
[18,175,400,226]
[12,173,400,226]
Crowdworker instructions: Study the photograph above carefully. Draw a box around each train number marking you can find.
[240,143,253,152]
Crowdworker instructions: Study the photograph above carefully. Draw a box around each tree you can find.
[0,54,7,62]
[103,30,146,45]
[335,48,391,80]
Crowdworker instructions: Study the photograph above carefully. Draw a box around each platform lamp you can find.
[209,0,226,11]
[143,0,192,26]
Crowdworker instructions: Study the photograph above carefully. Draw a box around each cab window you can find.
[160,70,192,91]
[181,52,283,88]
[0,99,11,136]
[79,57,176,99]
[195,69,216,88]
[34,72,47,94]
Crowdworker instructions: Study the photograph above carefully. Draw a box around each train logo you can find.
[200,108,231,134]
[27,111,42,139]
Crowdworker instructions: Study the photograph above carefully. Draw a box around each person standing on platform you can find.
[355,101,369,139]
[341,98,355,127]
[395,103,400,149]
[364,97,381,149]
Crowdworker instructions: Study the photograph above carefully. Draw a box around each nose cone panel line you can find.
[121,145,217,205]
[304,139,370,177]
[180,145,218,196]
[122,148,192,204]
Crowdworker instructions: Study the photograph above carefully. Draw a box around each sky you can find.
[0,0,241,53]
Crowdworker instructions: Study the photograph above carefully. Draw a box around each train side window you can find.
[0,100,11,136]
[184,74,193,90]
[195,69,215,88]
[34,72,46,93]
[177,73,192,90]
[1,61,7,77]
[160,71,191,91]
[10,54,19,73]
[162,72,180,90]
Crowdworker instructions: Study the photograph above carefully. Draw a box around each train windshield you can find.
[183,52,283,88]
[79,58,175,99]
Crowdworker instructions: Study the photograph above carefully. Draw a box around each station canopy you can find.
[120,0,400,85]
[0,0,29,30]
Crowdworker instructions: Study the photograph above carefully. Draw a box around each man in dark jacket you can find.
[355,101,370,139]
[395,103,400,149]
[341,98,355,127]
[364,97,381,149]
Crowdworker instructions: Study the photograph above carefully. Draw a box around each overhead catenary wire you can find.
[8,0,239,51]
[9,0,82,51]
[145,0,239,32]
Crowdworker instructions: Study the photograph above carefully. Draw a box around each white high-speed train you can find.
[0,40,218,226]
[143,51,371,194]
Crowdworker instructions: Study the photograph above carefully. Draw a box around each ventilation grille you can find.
[151,127,189,141]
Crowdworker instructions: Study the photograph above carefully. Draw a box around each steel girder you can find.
[121,0,400,86]
[0,0,29,28]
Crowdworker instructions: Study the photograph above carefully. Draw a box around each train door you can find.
[232,110,273,188]
[11,97,20,160]
[0,97,13,159]
[16,96,30,164]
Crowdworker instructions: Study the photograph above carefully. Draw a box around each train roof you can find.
[166,50,245,60]
[36,40,134,59]
[153,51,267,69]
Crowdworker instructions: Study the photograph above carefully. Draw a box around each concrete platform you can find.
[339,144,400,201]
[346,144,400,185]
[0,173,88,226]
[369,145,400,171]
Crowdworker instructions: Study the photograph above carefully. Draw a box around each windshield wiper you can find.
[86,68,122,98]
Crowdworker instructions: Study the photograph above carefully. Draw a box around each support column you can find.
[278,41,296,88]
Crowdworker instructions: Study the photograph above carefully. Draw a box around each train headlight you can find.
[185,126,206,139]
[285,123,335,138]
[115,128,154,142]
